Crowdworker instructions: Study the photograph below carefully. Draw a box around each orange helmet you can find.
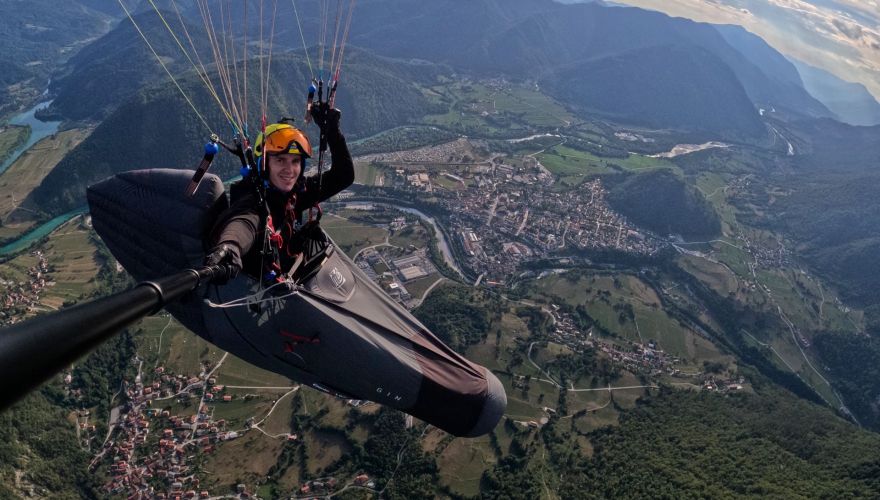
[254,123,312,159]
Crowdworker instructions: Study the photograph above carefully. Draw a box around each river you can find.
[0,208,86,256]
[1,100,62,175]
[342,202,466,278]
[2,197,466,286]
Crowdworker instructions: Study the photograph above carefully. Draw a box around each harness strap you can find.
[266,215,284,249]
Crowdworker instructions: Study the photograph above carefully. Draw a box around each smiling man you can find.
[268,150,304,193]
[205,103,354,284]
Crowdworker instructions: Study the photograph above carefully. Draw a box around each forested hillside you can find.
[549,388,880,498]
[27,52,440,217]
[793,60,880,126]
[48,11,212,122]
[548,44,764,139]
[0,1,115,115]
[607,170,722,240]
[814,332,880,430]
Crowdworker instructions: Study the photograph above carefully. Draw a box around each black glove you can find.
[310,102,341,134]
[204,243,242,285]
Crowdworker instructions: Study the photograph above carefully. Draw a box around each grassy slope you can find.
[0,129,90,241]
[0,125,28,165]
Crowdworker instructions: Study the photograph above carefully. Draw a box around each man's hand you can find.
[204,243,242,285]
[310,102,341,134]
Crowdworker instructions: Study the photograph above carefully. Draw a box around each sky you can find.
[599,0,880,100]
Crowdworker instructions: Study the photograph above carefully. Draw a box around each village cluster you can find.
[90,364,252,498]
[0,250,50,326]
[449,176,660,282]
[546,306,747,392]
[359,141,662,283]
[547,307,680,378]
[76,362,377,499]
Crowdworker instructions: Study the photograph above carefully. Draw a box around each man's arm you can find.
[205,198,261,284]
[306,129,354,202]
[210,195,262,255]
[301,106,354,207]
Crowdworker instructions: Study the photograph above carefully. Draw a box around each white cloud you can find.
[611,0,880,99]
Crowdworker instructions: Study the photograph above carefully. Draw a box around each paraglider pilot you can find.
[205,103,353,283]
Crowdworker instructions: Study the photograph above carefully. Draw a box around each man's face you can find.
[267,153,302,192]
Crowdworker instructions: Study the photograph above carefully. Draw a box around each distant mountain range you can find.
[546,43,765,140]
[345,1,832,133]
[47,0,842,141]
[47,11,212,122]
[792,60,880,127]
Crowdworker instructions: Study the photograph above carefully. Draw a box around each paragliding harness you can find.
[220,130,334,290]
[186,86,339,293]
[264,198,335,287]
[172,0,350,293]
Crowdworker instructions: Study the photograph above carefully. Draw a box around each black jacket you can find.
[210,128,353,277]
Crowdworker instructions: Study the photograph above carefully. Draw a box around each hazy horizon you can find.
[567,0,880,101]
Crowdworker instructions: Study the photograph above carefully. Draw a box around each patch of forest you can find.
[606,170,721,240]
[814,332,880,431]
[567,389,880,498]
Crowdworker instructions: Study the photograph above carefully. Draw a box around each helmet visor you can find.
[262,126,312,158]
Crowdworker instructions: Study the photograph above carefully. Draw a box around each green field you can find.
[538,145,618,184]
[573,403,621,433]
[420,80,573,137]
[492,86,575,127]
[388,221,429,249]
[498,371,552,421]
[212,396,275,427]
[0,218,102,312]
[693,172,740,233]
[758,269,820,331]
[134,314,200,368]
[42,225,99,307]
[695,172,728,200]
[677,254,739,298]
[711,239,753,278]
[322,213,389,256]
[538,145,678,187]
[0,124,29,164]
[616,153,678,173]
[254,389,299,436]
[530,271,718,360]
[422,81,513,136]
[437,435,496,497]
[353,161,383,186]
[0,129,90,239]
[215,354,295,388]
[432,173,465,191]
[202,431,285,492]
[405,274,442,300]
[466,311,534,375]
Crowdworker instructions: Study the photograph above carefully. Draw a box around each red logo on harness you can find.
[280,330,320,353]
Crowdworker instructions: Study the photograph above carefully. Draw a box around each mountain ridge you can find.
[792,59,880,126]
